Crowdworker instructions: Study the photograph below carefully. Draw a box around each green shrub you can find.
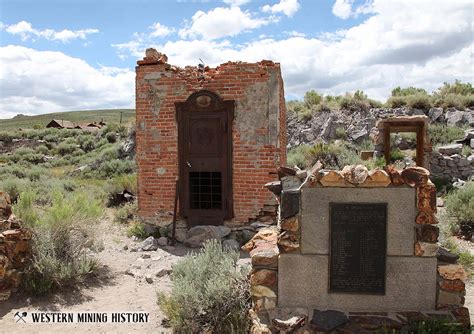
[428,125,466,146]
[102,124,127,138]
[158,240,251,333]
[406,93,432,110]
[291,102,312,121]
[335,127,347,139]
[106,174,138,198]
[461,94,474,108]
[127,221,147,238]
[115,202,137,224]
[287,145,311,169]
[445,182,474,239]
[358,139,375,151]
[462,145,472,156]
[386,96,408,108]
[98,159,135,178]
[99,145,119,160]
[106,132,117,143]
[56,142,77,156]
[314,101,332,113]
[0,164,28,178]
[338,93,370,112]
[36,145,49,155]
[0,177,29,202]
[288,141,386,170]
[368,99,383,108]
[19,190,103,295]
[9,147,44,164]
[391,86,428,96]
[14,190,39,226]
[304,90,322,107]
[391,318,471,333]
[390,148,405,162]
[435,93,464,110]
[80,139,96,152]
[436,80,473,96]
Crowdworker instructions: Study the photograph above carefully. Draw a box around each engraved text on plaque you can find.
[329,202,387,294]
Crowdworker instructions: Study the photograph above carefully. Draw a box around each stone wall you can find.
[430,145,474,181]
[135,50,286,225]
[0,192,31,301]
[244,165,470,332]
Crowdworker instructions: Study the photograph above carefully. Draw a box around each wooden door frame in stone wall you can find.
[383,121,426,167]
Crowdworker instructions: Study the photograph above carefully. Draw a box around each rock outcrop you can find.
[287,107,474,149]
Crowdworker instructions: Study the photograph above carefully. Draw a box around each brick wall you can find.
[135,52,286,225]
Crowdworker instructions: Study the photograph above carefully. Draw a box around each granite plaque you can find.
[329,202,387,294]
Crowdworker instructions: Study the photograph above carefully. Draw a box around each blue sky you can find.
[0,0,472,118]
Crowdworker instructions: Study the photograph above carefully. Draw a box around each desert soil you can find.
[0,214,250,333]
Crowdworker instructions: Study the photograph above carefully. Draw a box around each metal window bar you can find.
[189,172,222,209]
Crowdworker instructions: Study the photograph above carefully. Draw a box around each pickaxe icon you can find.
[14,311,27,323]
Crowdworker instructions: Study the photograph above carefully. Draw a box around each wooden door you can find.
[176,91,234,226]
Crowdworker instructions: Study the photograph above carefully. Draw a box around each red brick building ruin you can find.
[135,49,286,226]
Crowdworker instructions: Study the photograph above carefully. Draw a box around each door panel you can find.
[176,91,234,226]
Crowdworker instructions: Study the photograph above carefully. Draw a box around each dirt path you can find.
[0,215,252,333]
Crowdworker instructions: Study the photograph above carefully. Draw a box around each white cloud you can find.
[2,0,472,117]
[222,0,250,6]
[0,45,134,118]
[149,22,174,37]
[262,0,300,17]
[332,0,375,19]
[332,0,353,19]
[179,6,269,40]
[287,30,306,37]
[117,0,472,101]
[2,21,99,43]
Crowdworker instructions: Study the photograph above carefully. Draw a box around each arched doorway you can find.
[175,90,234,226]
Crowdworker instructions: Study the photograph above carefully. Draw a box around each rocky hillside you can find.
[287,107,474,149]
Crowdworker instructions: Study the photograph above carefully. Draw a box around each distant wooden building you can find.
[46,119,76,129]
[46,120,106,130]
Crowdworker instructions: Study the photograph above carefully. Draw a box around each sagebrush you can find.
[158,239,251,333]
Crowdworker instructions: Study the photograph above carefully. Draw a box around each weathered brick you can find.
[136,57,286,223]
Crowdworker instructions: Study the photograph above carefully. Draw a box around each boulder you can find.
[140,236,158,251]
[250,246,279,268]
[340,165,369,185]
[185,225,231,248]
[157,237,168,246]
[250,269,277,287]
[222,239,240,251]
[349,128,368,143]
[438,264,468,281]
[464,111,474,126]
[428,107,444,122]
[446,110,465,127]
[311,310,348,332]
[438,144,462,155]
[401,167,429,186]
